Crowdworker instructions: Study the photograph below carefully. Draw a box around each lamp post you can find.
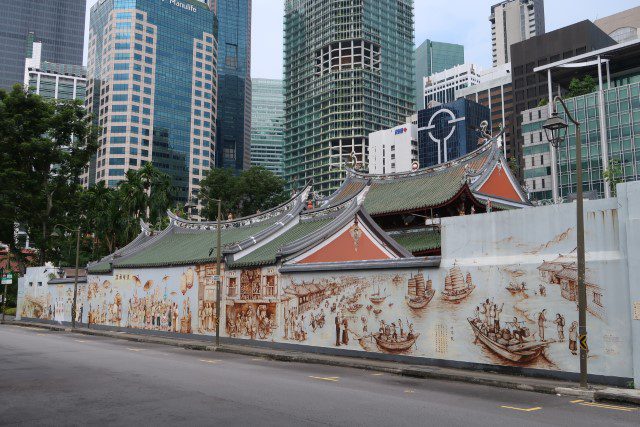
[51,224,81,329]
[212,199,222,347]
[543,96,588,389]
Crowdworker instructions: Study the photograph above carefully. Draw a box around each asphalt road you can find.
[1,324,638,426]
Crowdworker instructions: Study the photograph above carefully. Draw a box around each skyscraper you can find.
[0,0,86,90]
[415,39,464,110]
[490,0,545,66]
[215,0,252,172]
[83,0,218,208]
[284,0,415,194]
[251,78,284,176]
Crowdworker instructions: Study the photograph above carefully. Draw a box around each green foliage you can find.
[508,156,520,177]
[0,85,174,265]
[0,84,99,264]
[537,98,548,107]
[3,307,16,316]
[200,167,288,219]
[603,158,623,197]
[566,75,597,98]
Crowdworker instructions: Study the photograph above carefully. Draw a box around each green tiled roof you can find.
[115,221,277,268]
[325,179,366,207]
[87,261,112,274]
[228,219,333,269]
[364,148,492,216]
[389,229,441,253]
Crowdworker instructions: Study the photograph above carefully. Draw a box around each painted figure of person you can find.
[554,313,565,341]
[488,304,496,332]
[284,310,289,339]
[398,319,403,338]
[568,321,578,355]
[538,309,547,341]
[494,303,504,333]
[335,314,341,346]
[341,317,349,345]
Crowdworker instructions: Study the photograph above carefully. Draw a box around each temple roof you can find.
[87,187,310,273]
[324,136,529,216]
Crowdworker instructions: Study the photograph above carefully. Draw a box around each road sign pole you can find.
[1,267,7,323]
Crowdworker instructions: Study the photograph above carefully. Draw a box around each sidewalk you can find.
[6,319,639,406]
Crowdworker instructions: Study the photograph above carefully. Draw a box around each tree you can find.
[199,167,288,219]
[236,167,289,217]
[566,75,597,98]
[0,85,99,264]
[603,158,623,197]
[199,167,240,219]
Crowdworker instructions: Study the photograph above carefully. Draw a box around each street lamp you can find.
[543,96,588,389]
[51,224,81,329]
[207,199,223,346]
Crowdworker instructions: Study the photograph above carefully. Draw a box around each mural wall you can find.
[16,189,639,384]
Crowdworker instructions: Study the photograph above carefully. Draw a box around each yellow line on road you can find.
[371,373,384,376]
[127,348,144,352]
[200,359,221,364]
[578,402,637,412]
[251,358,262,361]
[309,376,339,382]
[570,399,584,403]
[500,405,542,412]
[36,333,47,336]
[404,390,415,394]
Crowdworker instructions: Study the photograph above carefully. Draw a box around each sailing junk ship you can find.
[442,266,475,302]
[406,273,435,309]
[369,284,387,304]
[467,318,548,363]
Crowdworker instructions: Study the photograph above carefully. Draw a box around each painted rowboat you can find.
[467,318,547,363]
[346,303,363,313]
[369,295,387,304]
[373,333,420,353]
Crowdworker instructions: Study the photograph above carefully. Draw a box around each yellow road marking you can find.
[371,373,384,376]
[570,399,584,403]
[500,406,542,412]
[578,402,636,412]
[200,359,221,364]
[127,348,144,352]
[309,376,339,382]
[251,358,262,361]
[36,333,46,336]
[404,390,415,394]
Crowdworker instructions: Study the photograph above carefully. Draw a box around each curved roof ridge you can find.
[167,185,311,230]
[349,136,498,181]
[303,179,370,217]
[278,198,362,258]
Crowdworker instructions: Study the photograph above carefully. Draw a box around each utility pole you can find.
[215,199,222,347]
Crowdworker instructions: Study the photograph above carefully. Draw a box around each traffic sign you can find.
[1,272,13,285]
[579,334,588,352]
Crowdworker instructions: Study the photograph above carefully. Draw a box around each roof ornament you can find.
[349,215,363,252]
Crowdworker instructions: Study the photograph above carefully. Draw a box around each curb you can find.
[6,320,639,406]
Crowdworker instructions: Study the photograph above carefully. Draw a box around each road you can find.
[0,324,638,426]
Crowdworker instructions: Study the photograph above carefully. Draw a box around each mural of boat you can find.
[346,303,363,313]
[406,273,435,309]
[506,282,526,294]
[373,308,382,315]
[372,332,420,353]
[467,318,548,363]
[442,266,475,302]
[369,284,387,304]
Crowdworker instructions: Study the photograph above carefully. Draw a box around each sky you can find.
[85,0,638,78]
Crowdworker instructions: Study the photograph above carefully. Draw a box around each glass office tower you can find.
[84,0,218,207]
[284,0,415,194]
[251,78,284,176]
[415,39,464,110]
[215,0,252,172]
[0,0,86,90]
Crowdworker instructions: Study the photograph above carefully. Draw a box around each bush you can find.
[3,307,16,316]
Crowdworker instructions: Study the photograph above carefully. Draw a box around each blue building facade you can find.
[418,99,491,167]
[84,0,218,206]
[215,0,252,172]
